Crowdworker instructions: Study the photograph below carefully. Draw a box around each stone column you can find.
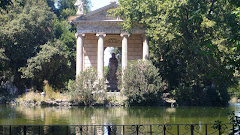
[121,32,130,70]
[75,33,85,77]
[96,33,106,78]
[142,34,149,60]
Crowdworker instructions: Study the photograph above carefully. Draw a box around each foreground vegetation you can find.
[0,0,239,106]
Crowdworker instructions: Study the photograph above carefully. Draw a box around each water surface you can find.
[1,104,240,125]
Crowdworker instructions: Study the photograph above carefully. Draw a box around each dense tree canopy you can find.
[111,0,240,105]
[0,0,12,10]
[0,0,90,92]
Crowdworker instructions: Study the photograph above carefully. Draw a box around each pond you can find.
[0,104,240,125]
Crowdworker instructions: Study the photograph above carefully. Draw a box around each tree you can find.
[0,0,92,93]
[111,0,239,105]
[0,48,9,80]
[0,0,56,91]
[17,0,91,91]
[0,0,12,10]
[228,2,240,70]
[19,41,72,90]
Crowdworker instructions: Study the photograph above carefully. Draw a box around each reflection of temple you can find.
[73,0,149,81]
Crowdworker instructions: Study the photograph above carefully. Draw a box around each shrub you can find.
[175,83,230,106]
[68,67,106,106]
[43,80,55,99]
[228,80,240,98]
[119,60,165,105]
[43,80,70,100]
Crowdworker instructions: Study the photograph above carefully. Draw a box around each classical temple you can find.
[72,0,149,80]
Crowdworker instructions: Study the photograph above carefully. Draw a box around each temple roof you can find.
[73,2,123,24]
[72,1,145,34]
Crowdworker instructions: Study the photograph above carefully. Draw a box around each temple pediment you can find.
[72,1,145,34]
[74,2,122,22]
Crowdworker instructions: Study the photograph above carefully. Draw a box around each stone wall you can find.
[128,34,143,60]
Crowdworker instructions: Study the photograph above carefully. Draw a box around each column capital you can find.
[120,32,130,37]
[75,33,85,38]
[96,32,106,37]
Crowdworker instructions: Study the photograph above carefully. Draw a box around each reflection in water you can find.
[0,104,239,125]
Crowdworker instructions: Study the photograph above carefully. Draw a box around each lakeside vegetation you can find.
[0,0,239,106]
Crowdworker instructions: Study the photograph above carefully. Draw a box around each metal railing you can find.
[0,123,239,135]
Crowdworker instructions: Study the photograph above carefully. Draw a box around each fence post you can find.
[66,126,68,135]
[80,126,82,135]
[24,126,27,135]
[136,125,139,135]
[164,125,166,135]
[9,126,11,135]
[177,125,179,135]
[38,126,41,135]
[205,124,207,135]
[108,126,111,134]
[150,125,152,135]
[52,126,54,133]
[232,124,235,134]
[191,125,194,135]
[122,125,124,135]
[218,124,221,135]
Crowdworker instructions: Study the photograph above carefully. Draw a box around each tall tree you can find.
[19,0,91,90]
[111,0,239,105]
[0,0,56,91]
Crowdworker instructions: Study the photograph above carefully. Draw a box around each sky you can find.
[91,0,118,11]
[90,0,118,66]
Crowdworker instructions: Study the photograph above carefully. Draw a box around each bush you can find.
[68,67,106,106]
[175,85,194,105]
[119,60,165,105]
[43,80,56,99]
[175,83,230,106]
[228,80,240,98]
[42,80,70,100]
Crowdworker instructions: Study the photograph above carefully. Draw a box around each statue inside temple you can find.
[107,53,118,81]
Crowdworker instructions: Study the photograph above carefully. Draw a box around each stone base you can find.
[106,80,119,92]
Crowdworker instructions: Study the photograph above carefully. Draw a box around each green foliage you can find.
[176,84,229,106]
[228,77,240,98]
[175,85,195,106]
[0,48,8,76]
[119,60,165,105]
[53,20,76,56]
[68,67,106,106]
[0,0,93,92]
[19,40,73,90]
[229,111,240,134]
[43,80,56,100]
[0,0,12,10]
[111,0,238,106]
[104,66,109,79]
[0,0,56,90]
